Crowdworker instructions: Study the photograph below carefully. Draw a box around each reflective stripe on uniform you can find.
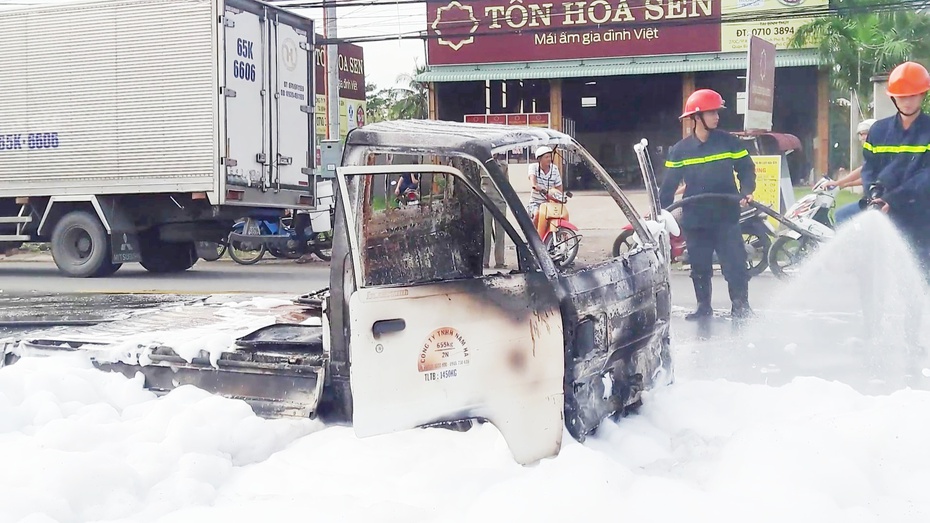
[664,149,749,168]
[863,142,930,154]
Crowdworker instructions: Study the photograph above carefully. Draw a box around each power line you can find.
[315,1,928,44]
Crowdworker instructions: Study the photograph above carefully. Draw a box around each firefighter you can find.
[861,61,930,269]
[857,61,930,350]
[659,89,757,320]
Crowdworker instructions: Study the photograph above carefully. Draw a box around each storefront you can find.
[418,0,829,183]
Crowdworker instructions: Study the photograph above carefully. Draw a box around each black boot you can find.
[686,277,713,321]
[729,281,753,320]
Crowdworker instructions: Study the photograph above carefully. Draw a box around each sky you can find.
[290,2,429,90]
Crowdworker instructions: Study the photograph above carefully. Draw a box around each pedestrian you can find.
[482,154,508,269]
[659,88,756,320]
[826,118,876,224]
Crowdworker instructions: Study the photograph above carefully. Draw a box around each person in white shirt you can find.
[527,146,563,239]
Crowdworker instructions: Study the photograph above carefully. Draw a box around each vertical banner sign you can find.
[745,35,776,132]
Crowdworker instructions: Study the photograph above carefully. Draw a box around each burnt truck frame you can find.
[319,121,673,463]
[4,121,674,465]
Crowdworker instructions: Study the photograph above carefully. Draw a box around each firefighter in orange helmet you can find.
[659,89,757,321]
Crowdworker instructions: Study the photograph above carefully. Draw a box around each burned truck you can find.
[3,121,675,464]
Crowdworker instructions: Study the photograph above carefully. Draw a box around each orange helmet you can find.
[886,61,930,97]
[680,89,726,119]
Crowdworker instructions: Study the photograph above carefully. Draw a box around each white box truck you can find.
[0,0,316,276]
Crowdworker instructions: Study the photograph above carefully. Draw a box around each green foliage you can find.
[365,64,429,123]
[791,3,930,110]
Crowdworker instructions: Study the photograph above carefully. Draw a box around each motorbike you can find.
[612,200,774,278]
[391,180,421,207]
[767,177,838,279]
[204,209,334,265]
[536,189,581,268]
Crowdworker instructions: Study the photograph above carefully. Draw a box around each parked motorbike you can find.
[224,209,334,265]
[612,201,774,277]
[537,189,581,268]
[767,177,838,279]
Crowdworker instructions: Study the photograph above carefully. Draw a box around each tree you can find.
[791,4,930,111]
[388,64,429,120]
[365,82,394,124]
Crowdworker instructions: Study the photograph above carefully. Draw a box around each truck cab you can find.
[321,120,674,463]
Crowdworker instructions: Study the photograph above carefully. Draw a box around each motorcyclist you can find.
[394,172,420,202]
[659,88,757,320]
[826,118,876,224]
[527,146,563,239]
[535,187,570,240]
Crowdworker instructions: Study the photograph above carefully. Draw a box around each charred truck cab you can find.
[322,121,673,463]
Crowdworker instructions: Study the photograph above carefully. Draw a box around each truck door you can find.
[269,14,313,192]
[336,164,565,465]
[222,6,269,188]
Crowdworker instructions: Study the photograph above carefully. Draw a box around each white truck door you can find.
[269,16,313,192]
[336,165,566,465]
[223,6,269,188]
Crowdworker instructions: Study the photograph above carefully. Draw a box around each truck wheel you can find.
[140,239,198,273]
[50,211,113,278]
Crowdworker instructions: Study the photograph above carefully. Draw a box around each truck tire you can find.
[140,239,198,273]
[50,211,114,278]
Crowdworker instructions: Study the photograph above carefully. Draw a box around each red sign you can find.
[427,0,721,66]
[528,113,550,127]
[465,112,551,128]
[314,38,366,101]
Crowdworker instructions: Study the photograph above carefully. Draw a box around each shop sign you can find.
[426,0,824,65]
[428,0,722,65]
[719,0,826,52]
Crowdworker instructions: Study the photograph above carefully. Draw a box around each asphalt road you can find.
[0,260,332,295]
[0,257,787,304]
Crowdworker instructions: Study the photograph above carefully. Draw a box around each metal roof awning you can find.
[417,49,821,83]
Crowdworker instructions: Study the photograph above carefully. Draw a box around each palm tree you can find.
[791,5,930,110]
[388,64,429,120]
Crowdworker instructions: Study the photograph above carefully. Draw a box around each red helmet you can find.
[886,61,930,97]
[680,89,726,119]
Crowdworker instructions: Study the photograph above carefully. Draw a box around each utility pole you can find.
[324,0,339,141]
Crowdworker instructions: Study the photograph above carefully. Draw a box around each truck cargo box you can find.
[0,0,315,209]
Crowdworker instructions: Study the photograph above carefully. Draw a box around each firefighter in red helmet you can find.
[659,89,757,321]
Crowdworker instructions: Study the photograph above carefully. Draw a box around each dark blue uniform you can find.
[660,130,756,313]
[861,112,930,265]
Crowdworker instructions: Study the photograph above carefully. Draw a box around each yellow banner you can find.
[721,0,827,15]
[338,98,368,141]
[745,155,781,227]
[316,95,367,142]
[721,17,814,52]
[315,94,327,138]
